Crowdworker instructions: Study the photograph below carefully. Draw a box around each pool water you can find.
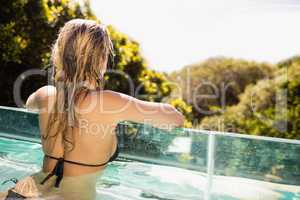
[1,136,300,200]
[0,136,204,200]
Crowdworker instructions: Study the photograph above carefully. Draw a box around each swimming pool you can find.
[0,106,300,200]
[0,136,205,200]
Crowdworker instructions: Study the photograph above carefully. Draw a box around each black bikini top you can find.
[40,146,119,188]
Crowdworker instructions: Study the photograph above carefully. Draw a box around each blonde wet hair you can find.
[45,19,114,150]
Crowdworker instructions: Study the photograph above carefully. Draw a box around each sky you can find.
[91,0,300,72]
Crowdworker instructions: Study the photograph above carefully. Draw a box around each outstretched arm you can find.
[104,90,184,130]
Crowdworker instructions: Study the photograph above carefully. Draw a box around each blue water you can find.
[0,136,204,200]
[0,136,299,200]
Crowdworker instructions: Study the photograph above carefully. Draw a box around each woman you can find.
[0,19,184,199]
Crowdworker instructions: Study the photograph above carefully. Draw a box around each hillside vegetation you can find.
[170,57,300,139]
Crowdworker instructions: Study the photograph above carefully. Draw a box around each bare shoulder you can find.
[35,85,56,99]
[101,90,127,97]
[26,85,56,111]
[102,90,136,102]
[88,90,134,114]
[97,90,134,103]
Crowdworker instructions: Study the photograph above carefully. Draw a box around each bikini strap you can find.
[63,158,108,167]
[44,154,109,167]
[40,144,118,187]
[40,157,64,188]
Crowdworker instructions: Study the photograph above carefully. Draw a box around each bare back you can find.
[15,84,184,199]
[29,85,184,177]
[38,86,118,177]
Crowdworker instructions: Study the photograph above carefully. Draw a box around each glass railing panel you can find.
[212,134,300,200]
[117,122,209,199]
[117,121,208,172]
[1,106,300,200]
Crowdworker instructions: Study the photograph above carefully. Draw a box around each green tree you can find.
[170,57,274,122]
[0,0,94,105]
[105,28,172,102]
[168,98,193,127]
[0,0,172,107]
[200,57,300,139]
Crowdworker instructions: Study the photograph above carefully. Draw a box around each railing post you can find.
[205,133,215,200]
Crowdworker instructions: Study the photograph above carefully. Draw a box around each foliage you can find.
[104,28,172,101]
[277,55,300,69]
[168,98,193,127]
[200,58,300,139]
[0,0,94,105]
[0,0,171,107]
[170,57,275,121]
